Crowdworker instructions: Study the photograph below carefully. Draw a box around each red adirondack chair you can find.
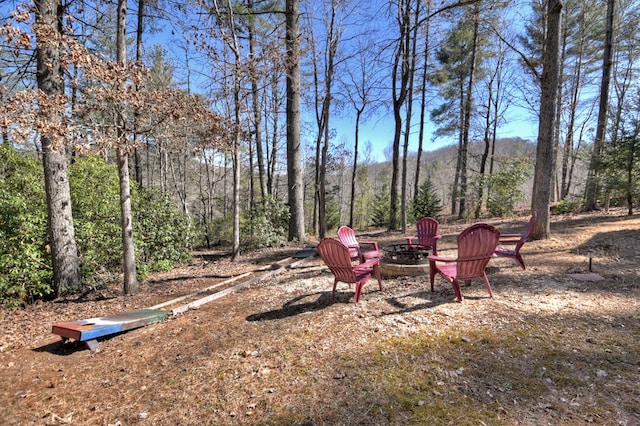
[428,223,500,303]
[337,225,380,263]
[494,212,537,270]
[317,238,383,303]
[406,217,442,255]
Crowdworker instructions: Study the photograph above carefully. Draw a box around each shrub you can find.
[0,146,51,308]
[486,159,530,217]
[240,196,288,250]
[69,156,122,285]
[133,188,199,277]
[552,196,583,215]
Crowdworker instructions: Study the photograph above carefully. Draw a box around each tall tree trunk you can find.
[584,0,615,210]
[286,0,305,243]
[414,2,431,200]
[132,0,144,187]
[116,0,138,294]
[35,0,82,296]
[401,0,420,233]
[390,0,411,231]
[349,107,362,228]
[532,0,563,240]
[248,0,267,201]
[458,3,480,219]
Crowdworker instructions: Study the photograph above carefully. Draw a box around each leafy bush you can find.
[133,188,199,278]
[552,196,583,215]
[69,156,122,284]
[71,156,198,284]
[0,146,51,308]
[486,159,530,217]
[240,195,288,250]
[0,152,200,306]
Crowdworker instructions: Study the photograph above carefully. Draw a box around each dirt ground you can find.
[1,209,639,425]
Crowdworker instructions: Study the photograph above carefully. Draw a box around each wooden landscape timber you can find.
[170,252,318,315]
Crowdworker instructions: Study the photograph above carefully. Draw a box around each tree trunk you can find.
[389,0,411,231]
[400,0,420,233]
[532,0,563,240]
[116,0,138,294]
[35,0,82,297]
[414,3,431,200]
[584,0,615,210]
[458,3,480,219]
[349,108,362,228]
[248,0,267,201]
[132,0,144,187]
[286,0,305,243]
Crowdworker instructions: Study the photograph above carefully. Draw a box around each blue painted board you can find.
[52,309,167,342]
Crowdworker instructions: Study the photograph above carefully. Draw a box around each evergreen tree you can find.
[371,183,391,228]
[410,176,442,222]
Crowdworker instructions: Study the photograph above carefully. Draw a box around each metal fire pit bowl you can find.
[382,244,430,265]
[380,244,431,278]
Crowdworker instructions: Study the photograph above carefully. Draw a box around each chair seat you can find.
[435,264,457,280]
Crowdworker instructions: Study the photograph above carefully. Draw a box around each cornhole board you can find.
[52,309,168,351]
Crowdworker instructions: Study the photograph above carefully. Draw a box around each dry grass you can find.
[1,209,639,425]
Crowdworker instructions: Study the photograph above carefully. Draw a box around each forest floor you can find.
[1,208,639,425]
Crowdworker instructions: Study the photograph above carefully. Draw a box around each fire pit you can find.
[380,244,431,277]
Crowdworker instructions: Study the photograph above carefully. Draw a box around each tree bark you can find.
[35,0,82,297]
[458,3,480,219]
[116,0,139,294]
[531,0,563,240]
[286,0,305,243]
[584,0,615,210]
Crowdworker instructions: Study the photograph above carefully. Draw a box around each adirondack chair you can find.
[406,217,442,255]
[317,238,383,303]
[428,223,500,303]
[494,212,537,270]
[337,225,380,263]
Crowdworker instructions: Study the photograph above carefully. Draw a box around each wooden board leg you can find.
[85,339,99,352]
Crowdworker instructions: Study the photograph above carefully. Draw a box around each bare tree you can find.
[286,0,305,243]
[532,0,563,239]
[34,0,82,296]
[115,0,138,294]
[584,0,615,210]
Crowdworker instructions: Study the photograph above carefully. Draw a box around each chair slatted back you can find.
[456,223,500,280]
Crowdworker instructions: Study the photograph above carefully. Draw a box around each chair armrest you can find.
[354,258,380,271]
[406,236,417,245]
[434,234,442,240]
[500,233,521,238]
[499,233,522,243]
[428,254,455,263]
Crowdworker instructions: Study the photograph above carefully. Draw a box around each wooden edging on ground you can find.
[170,254,318,315]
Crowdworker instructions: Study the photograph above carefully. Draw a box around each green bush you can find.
[133,188,199,278]
[552,196,583,215]
[0,146,51,308]
[69,156,122,284]
[486,159,530,217]
[0,150,202,306]
[240,195,288,250]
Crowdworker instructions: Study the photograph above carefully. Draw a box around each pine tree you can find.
[410,177,442,222]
